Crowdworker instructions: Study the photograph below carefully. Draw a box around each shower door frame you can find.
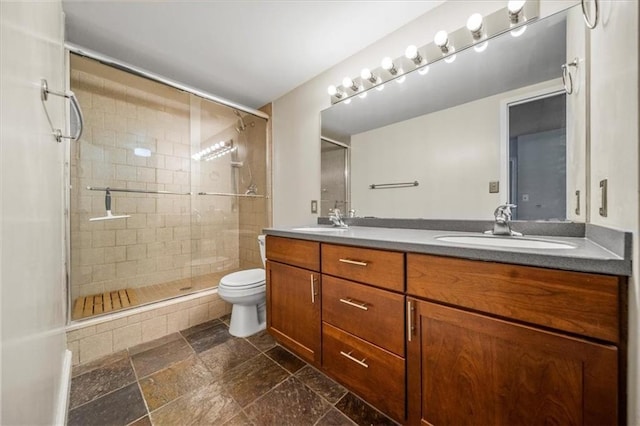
[64,44,271,324]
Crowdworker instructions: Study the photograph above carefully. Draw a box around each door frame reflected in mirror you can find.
[499,84,568,220]
[320,137,350,216]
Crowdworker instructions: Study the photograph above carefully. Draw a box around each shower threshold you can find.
[71,270,240,321]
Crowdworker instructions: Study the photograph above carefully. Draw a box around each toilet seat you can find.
[219,268,265,290]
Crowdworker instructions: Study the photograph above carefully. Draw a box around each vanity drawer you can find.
[266,236,320,271]
[322,322,405,422]
[407,253,621,343]
[322,275,405,356]
[321,244,404,291]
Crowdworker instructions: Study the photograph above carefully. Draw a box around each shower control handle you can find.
[105,189,111,211]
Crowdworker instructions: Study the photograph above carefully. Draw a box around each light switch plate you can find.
[311,200,318,214]
[489,181,499,193]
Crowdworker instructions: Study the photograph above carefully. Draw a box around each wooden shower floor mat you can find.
[72,289,139,320]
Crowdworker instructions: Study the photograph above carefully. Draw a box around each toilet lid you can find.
[220,268,265,288]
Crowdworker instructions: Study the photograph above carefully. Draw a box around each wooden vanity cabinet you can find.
[265,236,321,365]
[320,243,406,423]
[266,237,625,425]
[406,253,623,425]
[407,299,618,425]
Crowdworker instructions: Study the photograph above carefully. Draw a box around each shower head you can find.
[234,110,247,132]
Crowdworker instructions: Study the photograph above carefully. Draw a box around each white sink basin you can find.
[292,226,348,232]
[436,235,575,250]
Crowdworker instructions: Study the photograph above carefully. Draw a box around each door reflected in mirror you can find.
[508,92,567,220]
[321,138,349,216]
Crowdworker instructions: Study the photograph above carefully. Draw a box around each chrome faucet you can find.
[486,204,522,236]
[329,208,348,228]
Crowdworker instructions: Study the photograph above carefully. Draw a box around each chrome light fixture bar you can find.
[327,0,538,104]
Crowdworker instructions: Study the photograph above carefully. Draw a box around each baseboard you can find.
[54,349,73,426]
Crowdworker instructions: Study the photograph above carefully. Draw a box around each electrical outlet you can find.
[310,200,318,214]
[489,181,499,193]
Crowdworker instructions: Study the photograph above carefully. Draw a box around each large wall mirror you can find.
[321,4,586,221]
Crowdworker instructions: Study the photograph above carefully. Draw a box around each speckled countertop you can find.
[263,224,632,276]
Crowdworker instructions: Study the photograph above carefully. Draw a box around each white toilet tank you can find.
[258,235,266,267]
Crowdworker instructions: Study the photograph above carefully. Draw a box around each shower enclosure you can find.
[68,53,269,320]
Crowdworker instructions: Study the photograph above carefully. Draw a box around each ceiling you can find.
[63,1,445,110]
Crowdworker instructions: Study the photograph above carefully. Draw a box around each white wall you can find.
[0,1,68,424]
[350,80,558,219]
[588,1,639,424]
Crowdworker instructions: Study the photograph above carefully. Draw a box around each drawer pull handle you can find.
[338,258,368,267]
[340,350,369,368]
[339,298,369,311]
[310,274,316,304]
[407,300,414,342]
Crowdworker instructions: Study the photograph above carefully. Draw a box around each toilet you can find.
[218,235,267,337]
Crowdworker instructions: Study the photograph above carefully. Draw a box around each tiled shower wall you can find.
[69,55,267,301]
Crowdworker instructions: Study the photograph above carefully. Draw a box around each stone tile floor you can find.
[68,315,398,425]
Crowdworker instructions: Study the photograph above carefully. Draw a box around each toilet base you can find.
[228,303,266,338]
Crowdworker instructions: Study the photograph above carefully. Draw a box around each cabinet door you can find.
[407,299,618,426]
[266,260,321,365]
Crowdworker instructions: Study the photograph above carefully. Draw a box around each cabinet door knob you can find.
[338,258,368,267]
[339,298,369,311]
[340,350,369,368]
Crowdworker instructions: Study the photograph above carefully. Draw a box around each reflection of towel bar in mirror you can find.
[369,181,419,190]
[41,79,84,143]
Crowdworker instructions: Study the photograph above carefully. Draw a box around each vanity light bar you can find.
[327,0,538,104]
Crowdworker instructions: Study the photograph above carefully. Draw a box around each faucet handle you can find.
[494,203,517,220]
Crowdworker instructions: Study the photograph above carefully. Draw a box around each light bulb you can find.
[381,57,394,70]
[344,98,351,104]
[220,140,225,146]
[396,75,406,84]
[327,85,343,98]
[466,13,483,33]
[342,77,355,90]
[358,89,367,99]
[508,0,526,14]
[444,53,457,64]
[405,45,418,60]
[434,30,448,47]
[376,84,385,92]
[467,13,484,41]
[360,68,378,84]
[405,45,424,66]
[418,65,430,76]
